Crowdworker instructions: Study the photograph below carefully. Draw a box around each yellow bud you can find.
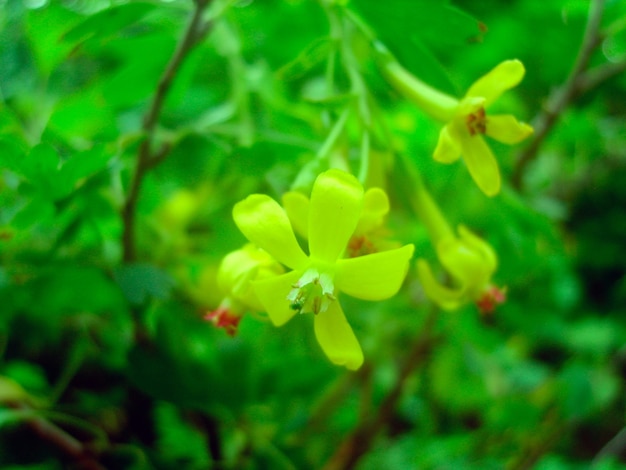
[217,244,284,311]
[157,189,199,228]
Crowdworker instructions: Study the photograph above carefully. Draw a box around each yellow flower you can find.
[384,59,533,196]
[417,225,505,313]
[282,186,398,257]
[404,168,506,313]
[233,169,414,369]
[206,244,284,336]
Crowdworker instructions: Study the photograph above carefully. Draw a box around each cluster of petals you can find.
[233,169,414,370]
[282,186,399,257]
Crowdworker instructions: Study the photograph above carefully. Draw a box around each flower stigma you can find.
[287,268,336,315]
[476,285,507,315]
[204,299,242,336]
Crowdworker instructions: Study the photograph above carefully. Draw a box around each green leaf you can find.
[18,144,78,200]
[128,305,219,408]
[276,37,334,81]
[0,105,27,139]
[20,143,59,182]
[0,409,27,428]
[566,319,618,358]
[48,85,117,141]
[0,377,29,405]
[129,303,255,411]
[429,342,489,414]
[0,137,25,171]
[558,362,594,420]
[154,402,211,467]
[603,29,626,62]
[350,0,485,94]
[557,362,620,422]
[102,35,175,107]
[57,145,111,189]
[2,362,49,398]
[25,4,80,76]
[11,196,56,230]
[61,2,158,44]
[5,266,131,364]
[114,264,175,305]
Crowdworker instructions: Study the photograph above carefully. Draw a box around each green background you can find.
[1,0,625,468]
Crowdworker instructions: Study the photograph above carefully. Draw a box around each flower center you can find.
[287,268,336,315]
[466,107,487,136]
[347,235,376,258]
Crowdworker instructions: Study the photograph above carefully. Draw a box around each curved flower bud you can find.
[156,189,202,230]
[206,244,284,336]
[417,225,505,313]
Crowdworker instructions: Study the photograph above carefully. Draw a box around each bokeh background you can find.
[1,0,625,468]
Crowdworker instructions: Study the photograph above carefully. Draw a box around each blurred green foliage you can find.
[1,0,626,468]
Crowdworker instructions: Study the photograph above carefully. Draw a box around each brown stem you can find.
[292,365,370,445]
[512,0,606,189]
[578,59,626,93]
[122,0,211,262]
[11,403,106,470]
[322,309,440,470]
[507,413,569,470]
[593,426,626,463]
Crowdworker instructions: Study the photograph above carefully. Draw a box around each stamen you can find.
[466,107,487,136]
[287,268,336,315]
[348,236,376,257]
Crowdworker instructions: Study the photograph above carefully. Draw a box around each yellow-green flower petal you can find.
[335,244,414,300]
[217,247,258,295]
[282,191,310,238]
[434,125,461,163]
[457,96,486,116]
[253,270,303,326]
[314,302,363,370]
[486,114,533,144]
[457,129,501,197]
[466,59,525,107]
[309,169,364,263]
[437,237,490,285]
[233,194,309,270]
[217,244,283,311]
[355,188,390,235]
[457,225,498,272]
[416,259,465,310]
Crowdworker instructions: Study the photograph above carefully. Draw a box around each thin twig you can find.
[11,404,106,470]
[507,413,569,470]
[291,365,370,445]
[322,309,440,470]
[578,58,626,93]
[512,0,606,189]
[593,426,626,463]
[122,0,211,262]
[186,411,223,464]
